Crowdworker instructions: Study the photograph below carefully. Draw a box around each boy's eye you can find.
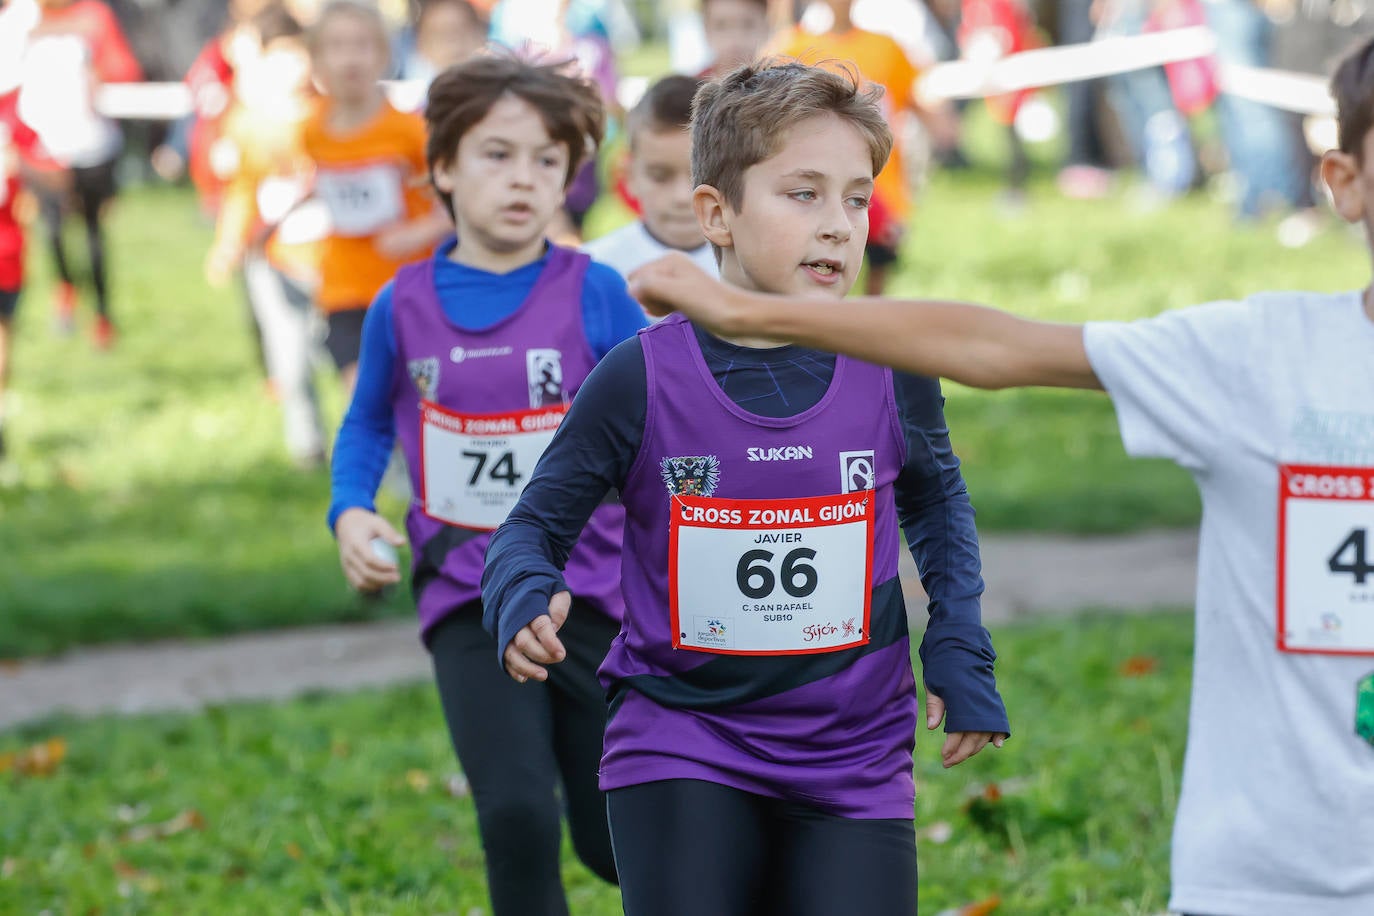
[846,195,871,209]
[788,189,817,202]
[540,156,561,168]
[487,149,507,160]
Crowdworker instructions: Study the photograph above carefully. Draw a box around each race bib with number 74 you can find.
[419,401,566,530]
[1277,464,1374,655]
[669,492,874,656]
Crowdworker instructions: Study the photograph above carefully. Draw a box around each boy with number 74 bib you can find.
[628,38,1374,916]
[483,62,1009,915]
[329,56,649,915]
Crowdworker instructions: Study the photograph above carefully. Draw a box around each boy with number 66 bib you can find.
[628,38,1374,916]
[483,62,1009,915]
[328,55,648,915]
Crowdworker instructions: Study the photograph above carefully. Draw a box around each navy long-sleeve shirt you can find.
[328,239,650,531]
[483,325,1010,736]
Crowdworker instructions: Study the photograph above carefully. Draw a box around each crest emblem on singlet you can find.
[526,349,565,408]
[407,357,440,399]
[661,455,721,497]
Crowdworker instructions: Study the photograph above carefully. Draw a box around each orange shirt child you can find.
[302,100,435,313]
[772,26,920,222]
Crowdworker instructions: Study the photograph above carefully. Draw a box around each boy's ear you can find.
[694,184,733,250]
[431,160,455,195]
[1320,150,1363,223]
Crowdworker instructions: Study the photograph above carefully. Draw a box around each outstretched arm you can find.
[629,253,1103,391]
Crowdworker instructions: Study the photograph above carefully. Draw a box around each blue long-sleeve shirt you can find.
[328,239,650,531]
[482,326,1009,735]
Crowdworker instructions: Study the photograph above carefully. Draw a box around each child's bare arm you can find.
[630,253,1103,391]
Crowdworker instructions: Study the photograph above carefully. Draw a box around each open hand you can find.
[503,591,571,683]
[926,689,1007,768]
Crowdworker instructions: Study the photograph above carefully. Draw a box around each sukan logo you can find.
[747,446,814,462]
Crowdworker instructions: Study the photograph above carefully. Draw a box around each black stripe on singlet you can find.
[412,490,625,604]
[607,576,908,718]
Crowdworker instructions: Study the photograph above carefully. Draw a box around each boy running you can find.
[304,0,450,394]
[629,37,1374,916]
[484,62,1008,915]
[329,55,646,915]
[584,74,717,280]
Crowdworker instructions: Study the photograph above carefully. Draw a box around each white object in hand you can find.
[369,537,399,566]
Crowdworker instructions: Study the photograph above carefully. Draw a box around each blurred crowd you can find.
[0,0,1368,461]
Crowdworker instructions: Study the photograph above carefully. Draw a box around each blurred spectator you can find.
[490,0,626,242]
[16,0,143,349]
[394,0,487,84]
[302,0,448,396]
[154,0,276,214]
[957,0,1042,203]
[698,0,771,76]
[1197,0,1304,220]
[0,88,39,458]
[1096,0,1199,199]
[773,0,958,293]
[1056,0,1114,197]
[206,3,329,468]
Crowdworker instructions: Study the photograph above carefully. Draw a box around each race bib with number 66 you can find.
[1277,464,1374,655]
[669,492,874,655]
[419,401,566,530]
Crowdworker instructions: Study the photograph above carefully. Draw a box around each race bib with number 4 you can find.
[669,492,874,655]
[1277,464,1374,655]
[419,401,566,530]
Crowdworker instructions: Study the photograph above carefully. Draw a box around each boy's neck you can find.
[448,236,547,275]
[327,89,384,130]
[713,262,795,350]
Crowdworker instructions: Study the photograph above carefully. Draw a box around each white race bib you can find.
[1278,464,1374,655]
[420,402,567,530]
[313,162,403,237]
[670,492,874,655]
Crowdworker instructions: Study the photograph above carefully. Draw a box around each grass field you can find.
[0,611,1194,916]
[0,164,1365,657]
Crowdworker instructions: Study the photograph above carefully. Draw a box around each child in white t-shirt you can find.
[584,74,718,280]
[627,36,1374,916]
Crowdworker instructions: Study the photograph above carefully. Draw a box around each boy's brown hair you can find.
[691,61,893,212]
[625,74,702,149]
[1333,35,1374,157]
[424,54,607,217]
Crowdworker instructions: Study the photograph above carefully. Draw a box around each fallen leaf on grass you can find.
[0,660,22,676]
[1119,655,1158,677]
[406,769,431,793]
[285,842,304,861]
[446,774,470,798]
[119,809,206,844]
[0,738,67,777]
[935,896,1000,916]
[1,857,17,879]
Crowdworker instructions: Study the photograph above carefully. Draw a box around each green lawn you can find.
[0,168,1364,656]
[0,611,1194,915]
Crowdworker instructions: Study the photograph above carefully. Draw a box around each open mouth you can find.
[803,260,841,276]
